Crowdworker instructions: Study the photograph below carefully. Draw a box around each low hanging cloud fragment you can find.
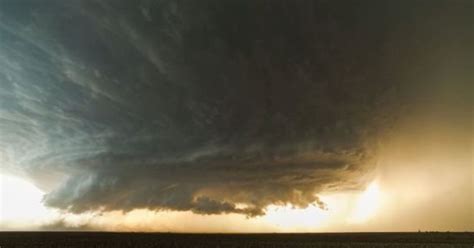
[0,0,470,216]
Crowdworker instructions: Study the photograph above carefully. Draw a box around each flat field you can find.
[0,232,473,248]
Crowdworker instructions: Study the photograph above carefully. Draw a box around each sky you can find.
[0,0,472,232]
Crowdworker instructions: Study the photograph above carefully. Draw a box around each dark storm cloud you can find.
[39,219,97,232]
[0,0,471,216]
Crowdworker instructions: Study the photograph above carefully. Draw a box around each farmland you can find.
[0,232,472,247]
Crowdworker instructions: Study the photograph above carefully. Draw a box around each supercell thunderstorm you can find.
[0,0,470,216]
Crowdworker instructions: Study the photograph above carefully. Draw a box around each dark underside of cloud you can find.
[0,1,471,216]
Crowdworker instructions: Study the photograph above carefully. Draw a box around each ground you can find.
[0,232,473,247]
